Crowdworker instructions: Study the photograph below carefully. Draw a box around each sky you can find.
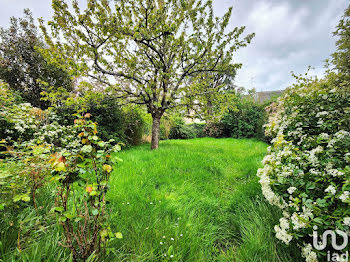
[0,0,348,91]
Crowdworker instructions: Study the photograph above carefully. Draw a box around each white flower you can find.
[316,111,328,117]
[339,191,350,202]
[325,185,336,195]
[318,133,329,140]
[279,217,290,230]
[287,187,297,194]
[335,130,349,139]
[291,213,307,230]
[343,217,350,226]
[302,244,318,262]
[162,236,166,239]
[262,154,275,164]
[170,238,174,241]
[274,224,292,244]
[160,242,163,245]
[327,169,344,177]
[170,255,174,258]
[180,234,183,237]
[150,202,153,205]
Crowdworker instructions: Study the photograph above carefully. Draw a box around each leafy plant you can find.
[41,0,254,149]
[169,118,196,140]
[221,96,266,139]
[204,122,225,138]
[0,9,72,109]
[258,72,350,261]
[49,113,123,260]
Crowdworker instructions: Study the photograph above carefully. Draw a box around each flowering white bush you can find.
[257,72,350,261]
[0,83,78,150]
[0,99,42,142]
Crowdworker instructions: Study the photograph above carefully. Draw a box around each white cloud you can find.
[223,0,349,91]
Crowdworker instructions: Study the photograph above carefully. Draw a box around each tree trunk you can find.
[151,116,161,150]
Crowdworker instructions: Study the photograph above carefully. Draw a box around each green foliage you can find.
[169,118,196,140]
[203,122,225,138]
[106,138,301,261]
[0,9,72,109]
[0,83,43,144]
[221,96,266,139]
[1,138,303,261]
[42,85,146,146]
[82,95,126,143]
[258,72,350,261]
[1,82,123,260]
[331,4,350,79]
[41,0,254,149]
[123,106,146,146]
[188,123,206,138]
[49,113,122,260]
[0,143,51,210]
[185,71,237,123]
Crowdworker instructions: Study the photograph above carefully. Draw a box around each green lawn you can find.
[105,138,302,261]
[0,138,303,261]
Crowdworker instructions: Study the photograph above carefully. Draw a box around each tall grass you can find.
[0,138,302,261]
[105,138,302,261]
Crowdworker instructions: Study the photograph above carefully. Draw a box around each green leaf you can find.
[74,217,82,223]
[58,216,67,223]
[103,164,112,173]
[115,232,123,239]
[92,209,99,216]
[55,162,66,172]
[100,229,108,238]
[22,195,30,202]
[113,144,121,152]
[50,206,64,213]
[63,212,74,219]
[90,191,98,196]
[13,194,30,202]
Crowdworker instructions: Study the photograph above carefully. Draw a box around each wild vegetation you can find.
[258,5,350,262]
[1,139,304,261]
[0,0,349,261]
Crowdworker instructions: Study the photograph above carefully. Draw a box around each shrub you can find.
[203,121,225,138]
[257,72,350,261]
[221,97,266,139]
[46,89,146,146]
[169,118,196,140]
[1,142,51,209]
[123,106,146,146]
[188,123,206,138]
[0,86,72,209]
[0,9,72,109]
[0,97,42,144]
[49,114,122,260]
[159,117,172,140]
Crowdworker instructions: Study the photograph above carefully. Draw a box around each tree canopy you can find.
[41,0,254,149]
[0,9,72,109]
[331,4,350,78]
